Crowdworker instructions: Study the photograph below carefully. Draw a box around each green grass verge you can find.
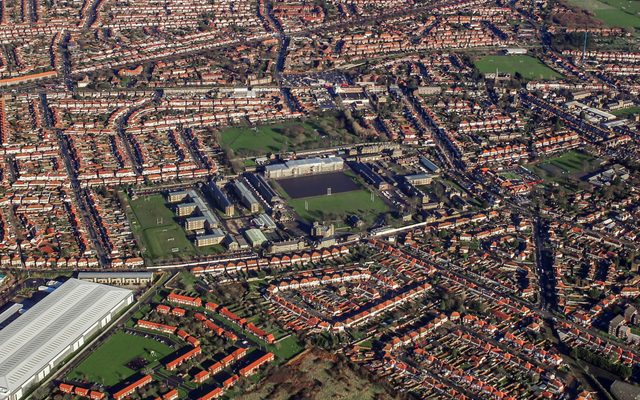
[475,55,562,80]
[68,331,173,386]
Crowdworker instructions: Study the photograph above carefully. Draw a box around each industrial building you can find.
[252,214,277,230]
[264,156,344,178]
[0,304,22,329]
[0,279,133,400]
[77,271,154,286]
[420,156,441,174]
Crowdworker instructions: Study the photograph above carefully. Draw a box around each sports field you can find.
[127,194,224,260]
[567,0,640,29]
[475,55,562,80]
[530,150,601,182]
[611,106,640,117]
[288,189,389,225]
[69,331,173,386]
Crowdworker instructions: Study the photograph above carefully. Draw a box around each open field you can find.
[611,106,640,117]
[475,55,563,80]
[219,114,361,156]
[269,335,305,362]
[566,0,640,29]
[220,124,300,155]
[127,194,224,260]
[288,189,389,224]
[69,331,173,386]
[276,172,360,199]
[238,349,392,400]
[529,150,602,184]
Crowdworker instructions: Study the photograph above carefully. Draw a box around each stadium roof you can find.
[0,279,132,399]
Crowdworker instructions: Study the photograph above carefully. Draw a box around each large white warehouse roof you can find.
[0,279,132,399]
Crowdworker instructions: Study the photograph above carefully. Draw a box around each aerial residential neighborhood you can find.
[0,0,640,399]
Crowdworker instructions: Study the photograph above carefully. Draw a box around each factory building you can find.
[0,279,133,400]
[77,271,153,286]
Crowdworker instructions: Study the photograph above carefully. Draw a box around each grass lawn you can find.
[220,124,298,155]
[288,189,389,225]
[475,55,563,80]
[358,339,374,349]
[611,106,640,117]
[219,115,360,157]
[69,331,173,386]
[529,150,601,184]
[176,270,198,291]
[499,171,522,180]
[268,335,304,363]
[208,313,303,363]
[127,194,224,260]
[567,0,640,29]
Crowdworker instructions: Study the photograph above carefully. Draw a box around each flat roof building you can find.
[232,180,260,214]
[404,173,433,186]
[185,216,207,232]
[0,279,133,400]
[245,173,280,205]
[195,229,226,247]
[185,189,220,229]
[77,272,154,286]
[167,190,189,203]
[206,181,235,217]
[264,156,343,178]
[244,229,268,248]
[176,202,197,217]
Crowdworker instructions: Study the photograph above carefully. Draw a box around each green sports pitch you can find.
[126,193,223,260]
[475,55,563,80]
[288,189,389,226]
[68,331,173,386]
